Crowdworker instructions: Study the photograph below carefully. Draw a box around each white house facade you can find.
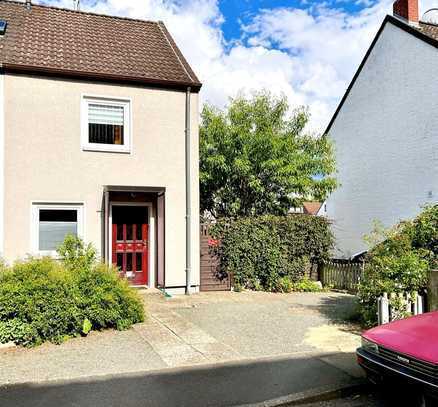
[326,0,438,258]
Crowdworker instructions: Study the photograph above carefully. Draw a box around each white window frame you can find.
[81,94,132,153]
[31,203,85,256]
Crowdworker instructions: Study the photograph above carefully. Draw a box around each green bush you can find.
[0,236,145,346]
[211,214,333,292]
[358,205,437,326]
[292,277,323,293]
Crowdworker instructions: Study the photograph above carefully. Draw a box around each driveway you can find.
[0,290,364,396]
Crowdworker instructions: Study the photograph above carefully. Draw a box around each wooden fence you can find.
[320,261,364,292]
[200,224,232,292]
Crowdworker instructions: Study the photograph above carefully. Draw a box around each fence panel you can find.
[321,261,363,292]
[200,223,232,292]
[377,292,425,325]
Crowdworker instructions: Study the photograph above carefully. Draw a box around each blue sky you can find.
[38,0,438,131]
[219,0,368,42]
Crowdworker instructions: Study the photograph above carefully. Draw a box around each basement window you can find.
[81,96,131,153]
[31,203,84,255]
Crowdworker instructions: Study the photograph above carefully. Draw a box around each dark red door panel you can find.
[112,218,148,286]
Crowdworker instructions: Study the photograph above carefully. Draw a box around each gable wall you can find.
[326,22,438,258]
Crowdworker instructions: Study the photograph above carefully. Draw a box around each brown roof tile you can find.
[417,21,438,42]
[302,202,323,216]
[0,0,201,90]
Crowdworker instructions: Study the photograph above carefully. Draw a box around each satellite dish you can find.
[422,8,438,25]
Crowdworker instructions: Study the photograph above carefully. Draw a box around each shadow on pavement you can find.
[0,353,358,407]
[313,294,362,326]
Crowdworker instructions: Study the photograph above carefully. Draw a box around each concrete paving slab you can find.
[319,353,364,379]
[0,329,166,386]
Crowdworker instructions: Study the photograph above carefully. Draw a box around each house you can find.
[325,0,438,258]
[0,0,201,294]
[289,202,326,216]
[303,202,326,217]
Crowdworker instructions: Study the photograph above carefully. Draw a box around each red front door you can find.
[111,205,148,286]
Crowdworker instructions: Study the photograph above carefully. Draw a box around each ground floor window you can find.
[31,203,84,255]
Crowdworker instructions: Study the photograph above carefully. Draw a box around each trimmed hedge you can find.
[211,215,333,292]
[0,236,145,347]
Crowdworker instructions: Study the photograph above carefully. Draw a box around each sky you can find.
[36,0,438,133]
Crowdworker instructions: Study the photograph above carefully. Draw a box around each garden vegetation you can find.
[211,214,334,292]
[200,91,337,219]
[0,236,145,347]
[358,205,437,326]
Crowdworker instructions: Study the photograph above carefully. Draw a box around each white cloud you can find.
[35,0,438,132]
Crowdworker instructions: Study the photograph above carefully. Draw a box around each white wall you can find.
[327,21,438,258]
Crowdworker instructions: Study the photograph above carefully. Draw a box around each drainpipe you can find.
[185,87,192,295]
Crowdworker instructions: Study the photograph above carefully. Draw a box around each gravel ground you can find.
[0,290,363,387]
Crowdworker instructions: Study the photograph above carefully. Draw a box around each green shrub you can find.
[0,237,145,346]
[292,277,323,292]
[358,205,437,326]
[211,214,333,292]
[277,276,294,293]
[0,319,36,347]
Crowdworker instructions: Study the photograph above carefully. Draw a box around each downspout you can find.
[185,87,192,295]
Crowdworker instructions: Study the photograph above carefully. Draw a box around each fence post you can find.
[378,293,390,325]
[428,269,438,311]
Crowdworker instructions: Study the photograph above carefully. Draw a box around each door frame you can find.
[108,201,155,287]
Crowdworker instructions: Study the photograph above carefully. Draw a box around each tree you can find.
[200,91,337,218]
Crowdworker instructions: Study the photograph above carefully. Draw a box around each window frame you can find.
[31,202,85,256]
[81,94,132,153]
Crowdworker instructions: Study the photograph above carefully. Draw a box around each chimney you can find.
[25,0,31,10]
[393,0,419,26]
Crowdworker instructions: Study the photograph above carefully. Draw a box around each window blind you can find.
[88,104,124,126]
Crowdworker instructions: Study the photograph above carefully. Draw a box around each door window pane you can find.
[39,209,78,251]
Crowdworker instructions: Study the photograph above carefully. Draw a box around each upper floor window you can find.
[81,96,131,153]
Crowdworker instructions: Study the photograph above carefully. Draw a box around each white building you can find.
[326,0,438,258]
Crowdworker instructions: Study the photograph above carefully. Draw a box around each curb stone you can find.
[237,380,369,407]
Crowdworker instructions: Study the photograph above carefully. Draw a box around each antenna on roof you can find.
[73,0,80,11]
[25,0,31,10]
[422,8,438,25]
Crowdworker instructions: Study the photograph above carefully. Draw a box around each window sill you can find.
[31,251,60,259]
[82,144,131,154]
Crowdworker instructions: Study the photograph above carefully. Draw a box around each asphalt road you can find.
[0,354,356,407]
[300,387,431,407]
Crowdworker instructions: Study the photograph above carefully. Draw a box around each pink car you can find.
[357,312,438,405]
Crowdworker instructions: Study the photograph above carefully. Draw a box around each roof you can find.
[302,201,323,215]
[325,15,438,134]
[417,20,438,41]
[0,0,201,90]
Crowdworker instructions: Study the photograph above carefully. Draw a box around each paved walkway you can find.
[0,291,364,389]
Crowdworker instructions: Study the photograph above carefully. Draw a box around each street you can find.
[301,386,431,407]
[0,353,358,407]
